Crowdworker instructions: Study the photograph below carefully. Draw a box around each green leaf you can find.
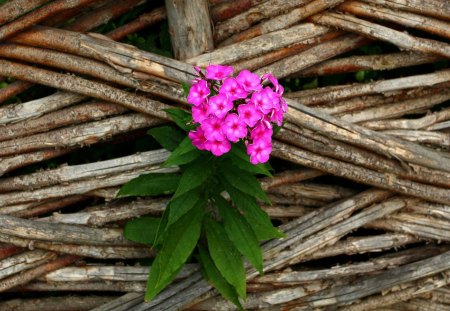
[123,216,160,246]
[173,156,213,199]
[181,82,191,97]
[117,173,180,197]
[148,126,184,151]
[163,136,201,167]
[224,182,284,241]
[198,246,244,310]
[168,189,205,227]
[205,217,246,300]
[219,164,270,204]
[164,108,192,131]
[228,144,272,177]
[215,195,263,274]
[145,203,204,301]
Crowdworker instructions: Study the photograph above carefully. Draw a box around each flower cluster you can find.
[187,65,287,164]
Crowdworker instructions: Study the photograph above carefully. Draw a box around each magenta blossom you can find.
[192,102,210,124]
[238,102,262,128]
[219,78,247,100]
[204,139,231,156]
[222,113,247,142]
[205,64,233,80]
[208,94,233,119]
[188,128,207,150]
[247,139,272,165]
[187,80,210,106]
[250,122,272,142]
[236,70,262,92]
[201,116,226,142]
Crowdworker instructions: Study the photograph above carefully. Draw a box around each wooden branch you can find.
[220,0,344,46]
[213,0,311,42]
[0,113,163,157]
[0,244,22,261]
[0,149,169,192]
[310,12,450,58]
[0,80,34,104]
[0,59,171,119]
[0,250,56,280]
[260,168,325,190]
[404,201,450,222]
[340,1,450,40]
[295,52,441,77]
[89,293,144,311]
[106,6,166,41]
[0,255,78,292]
[187,23,329,66]
[0,0,97,41]
[379,130,450,148]
[165,0,213,60]
[0,0,50,25]
[267,182,355,202]
[210,0,254,23]
[362,0,450,21]
[0,233,153,259]
[254,34,371,78]
[12,196,89,218]
[0,91,86,125]
[19,280,147,292]
[0,101,126,142]
[0,296,114,311]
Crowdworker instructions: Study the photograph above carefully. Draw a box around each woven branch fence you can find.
[0,0,449,310]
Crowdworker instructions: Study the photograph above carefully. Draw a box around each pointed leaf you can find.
[223,182,284,241]
[168,189,204,227]
[205,217,246,300]
[198,246,244,310]
[219,164,270,203]
[123,216,160,246]
[164,108,192,131]
[215,195,263,274]
[163,136,201,167]
[181,82,191,97]
[148,126,184,151]
[173,156,213,199]
[228,144,272,177]
[145,202,204,301]
[117,173,180,197]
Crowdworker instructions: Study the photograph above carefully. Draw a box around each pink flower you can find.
[187,80,210,106]
[188,128,207,150]
[219,78,247,100]
[222,113,247,142]
[205,139,231,156]
[237,102,262,128]
[201,116,226,141]
[236,70,262,92]
[250,87,279,114]
[250,122,272,142]
[208,94,233,119]
[269,106,284,126]
[192,102,210,124]
[247,139,272,164]
[205,64,233,80]
[262,73,283,95]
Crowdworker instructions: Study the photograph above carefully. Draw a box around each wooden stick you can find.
[310,12,450,58]
[340,1,450,40]
[18,280,147,292]
[294,52,441,77]
[220,0,344,46]
[0,0,98,41]
[379,130,450,148]
[0,80,33,104]
[0,0,50,25]
[0,250,57,279]
[210,0,254,23]
[254,34,371,78]
[0,296,115,311]
[165,0,213,60]
[362,0,450,21]
[260,168,324,190]
[12,196,89,218]
[213,0,311,42]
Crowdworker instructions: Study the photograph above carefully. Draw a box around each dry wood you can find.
[106,6,166,41]
[220,0,344,46]
[0,59,171,119]
[267,182,355,202]
[0,149,169,192]
[0,0,50,25]
[0,244,22,261]
[255,34,371,78]
[165,0,213,60]
[260,168,324,190]
[310,12,450,58]
[0,233,153,259]
[188,23,329,67]
[19,280,147,292]
[340,1,450,40]
[0,296,114,311]
[0,113,163,157]
[0,101,126,142]
[404,201,450,221]
[394,299,450,311]
[213,0,311,42]
[363,0,450,21]
[0,255,78,292]
[0,0,98,41]
[90,292,144,311]
[0,80,34,104]
[295,52,441,77]
[11,196,89,218]
[0,250,56,280]
[380,130,450,148]
[209,0,254,23]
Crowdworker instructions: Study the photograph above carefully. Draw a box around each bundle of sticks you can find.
[0,0,449,310]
